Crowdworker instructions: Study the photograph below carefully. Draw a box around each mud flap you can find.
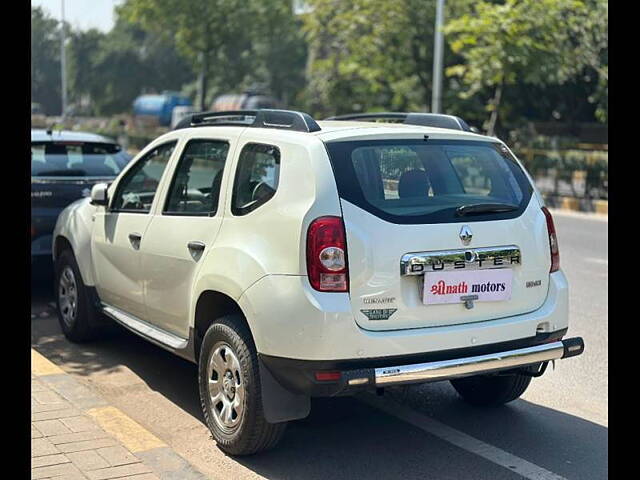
[86,286,112,328]
[259,358,310,423]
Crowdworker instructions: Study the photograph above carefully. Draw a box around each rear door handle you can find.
[187,241,206,252]
[128,232,142,249]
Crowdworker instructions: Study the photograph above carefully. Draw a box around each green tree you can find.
[119,0,254,110]
[66,16,193,115]
[31,6,64,115]
[67,29,105,113]
[119,0,306,110]
[444,0,608,134]
[301,0,483,119]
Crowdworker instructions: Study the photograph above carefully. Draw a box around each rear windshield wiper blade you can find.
[456,203,519,216]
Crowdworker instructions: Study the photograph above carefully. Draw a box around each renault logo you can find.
[459,225,473,245]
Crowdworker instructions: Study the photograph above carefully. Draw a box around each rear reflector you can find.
[314,371,342,382]
[541,207,560,272]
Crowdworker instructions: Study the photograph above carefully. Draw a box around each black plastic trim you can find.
[259,329,568,397]
[174,109,321,133]
[325,112,471,132]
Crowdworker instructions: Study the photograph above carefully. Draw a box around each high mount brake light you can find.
[541,207,560,273]
[306,216,349,292]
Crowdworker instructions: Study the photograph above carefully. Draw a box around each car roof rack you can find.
[325,112,473,132]
[173,109,322,133]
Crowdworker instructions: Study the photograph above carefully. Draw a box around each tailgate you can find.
[344,198,551,331]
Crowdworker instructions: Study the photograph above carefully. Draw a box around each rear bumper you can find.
[241,270,569,361]
[259,331,583,396]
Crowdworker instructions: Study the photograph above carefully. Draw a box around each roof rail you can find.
[173,109,321,133]
[325,112,473,132]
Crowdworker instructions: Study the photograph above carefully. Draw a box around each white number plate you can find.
[423,269,513,305]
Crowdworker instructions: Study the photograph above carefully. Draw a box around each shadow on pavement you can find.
[31,277,607,480]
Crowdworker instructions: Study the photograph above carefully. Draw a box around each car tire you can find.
[198,315,287,456]
[54,249,101,343]
[450,371,532,407]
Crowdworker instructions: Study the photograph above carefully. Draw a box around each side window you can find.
[111,141,176,213]
[231,143,280,216]
[164,140,230,216]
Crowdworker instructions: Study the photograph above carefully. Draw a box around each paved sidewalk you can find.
[32,349,208,480]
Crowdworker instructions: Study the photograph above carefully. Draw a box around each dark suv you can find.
[31,129,131,272]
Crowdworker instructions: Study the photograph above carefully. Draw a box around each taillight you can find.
[31,224,36,237]
[306,216,348,292]
[541,207,560,273]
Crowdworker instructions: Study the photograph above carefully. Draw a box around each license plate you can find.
[423,269,513,305]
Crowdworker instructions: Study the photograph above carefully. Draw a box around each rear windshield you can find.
[31,141,130,177]
[325,139,533,224]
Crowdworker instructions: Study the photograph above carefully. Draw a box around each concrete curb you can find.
[542,195,608,215]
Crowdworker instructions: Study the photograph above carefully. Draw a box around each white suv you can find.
[52,109,584,455]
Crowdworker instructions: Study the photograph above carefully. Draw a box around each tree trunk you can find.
[486,83,503,137]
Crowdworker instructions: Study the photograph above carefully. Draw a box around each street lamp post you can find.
[431,0,445,113]
[60,0,67,120]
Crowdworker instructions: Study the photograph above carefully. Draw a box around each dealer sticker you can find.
[423,269,513,305]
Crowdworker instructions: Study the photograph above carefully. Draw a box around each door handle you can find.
[187,241,206,252]
[128,232,142,249]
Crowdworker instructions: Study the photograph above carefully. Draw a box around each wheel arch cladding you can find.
[194,290,247,359]
[194,290,310,423]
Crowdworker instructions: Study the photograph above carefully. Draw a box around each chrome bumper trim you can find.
[374,340,577,386]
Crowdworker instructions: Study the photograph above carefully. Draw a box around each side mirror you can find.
[90,183,109,206]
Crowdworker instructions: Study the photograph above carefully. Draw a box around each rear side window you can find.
[31,142,130,177]
[231,143,280,216]
[164,140,230,216]
[326,139,532,224]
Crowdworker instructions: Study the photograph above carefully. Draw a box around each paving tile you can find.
[85,462,152,480]
[32,438,60,457]
[32,402,72,414]
[61,416,103,433]
[57,438,119,454]
[31,353,205,480]
[67,450,110,471]
[33,407,82,422]
[96,445,139,467]
[31,461,83,479]
[48,430,112,445]
[41,374,108,410]
[50,473,87,480]
[33,390,65,405]
[31,454,70,468]
[31,380,47,392]
[33,419,73,436]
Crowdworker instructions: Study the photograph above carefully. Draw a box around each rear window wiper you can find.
[456,203,518,216]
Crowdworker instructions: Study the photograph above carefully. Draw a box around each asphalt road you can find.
[31,210,608,480]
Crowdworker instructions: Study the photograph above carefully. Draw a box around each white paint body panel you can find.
[239,271,568,360]
[53,121,569,363]
[343,196,550,331]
